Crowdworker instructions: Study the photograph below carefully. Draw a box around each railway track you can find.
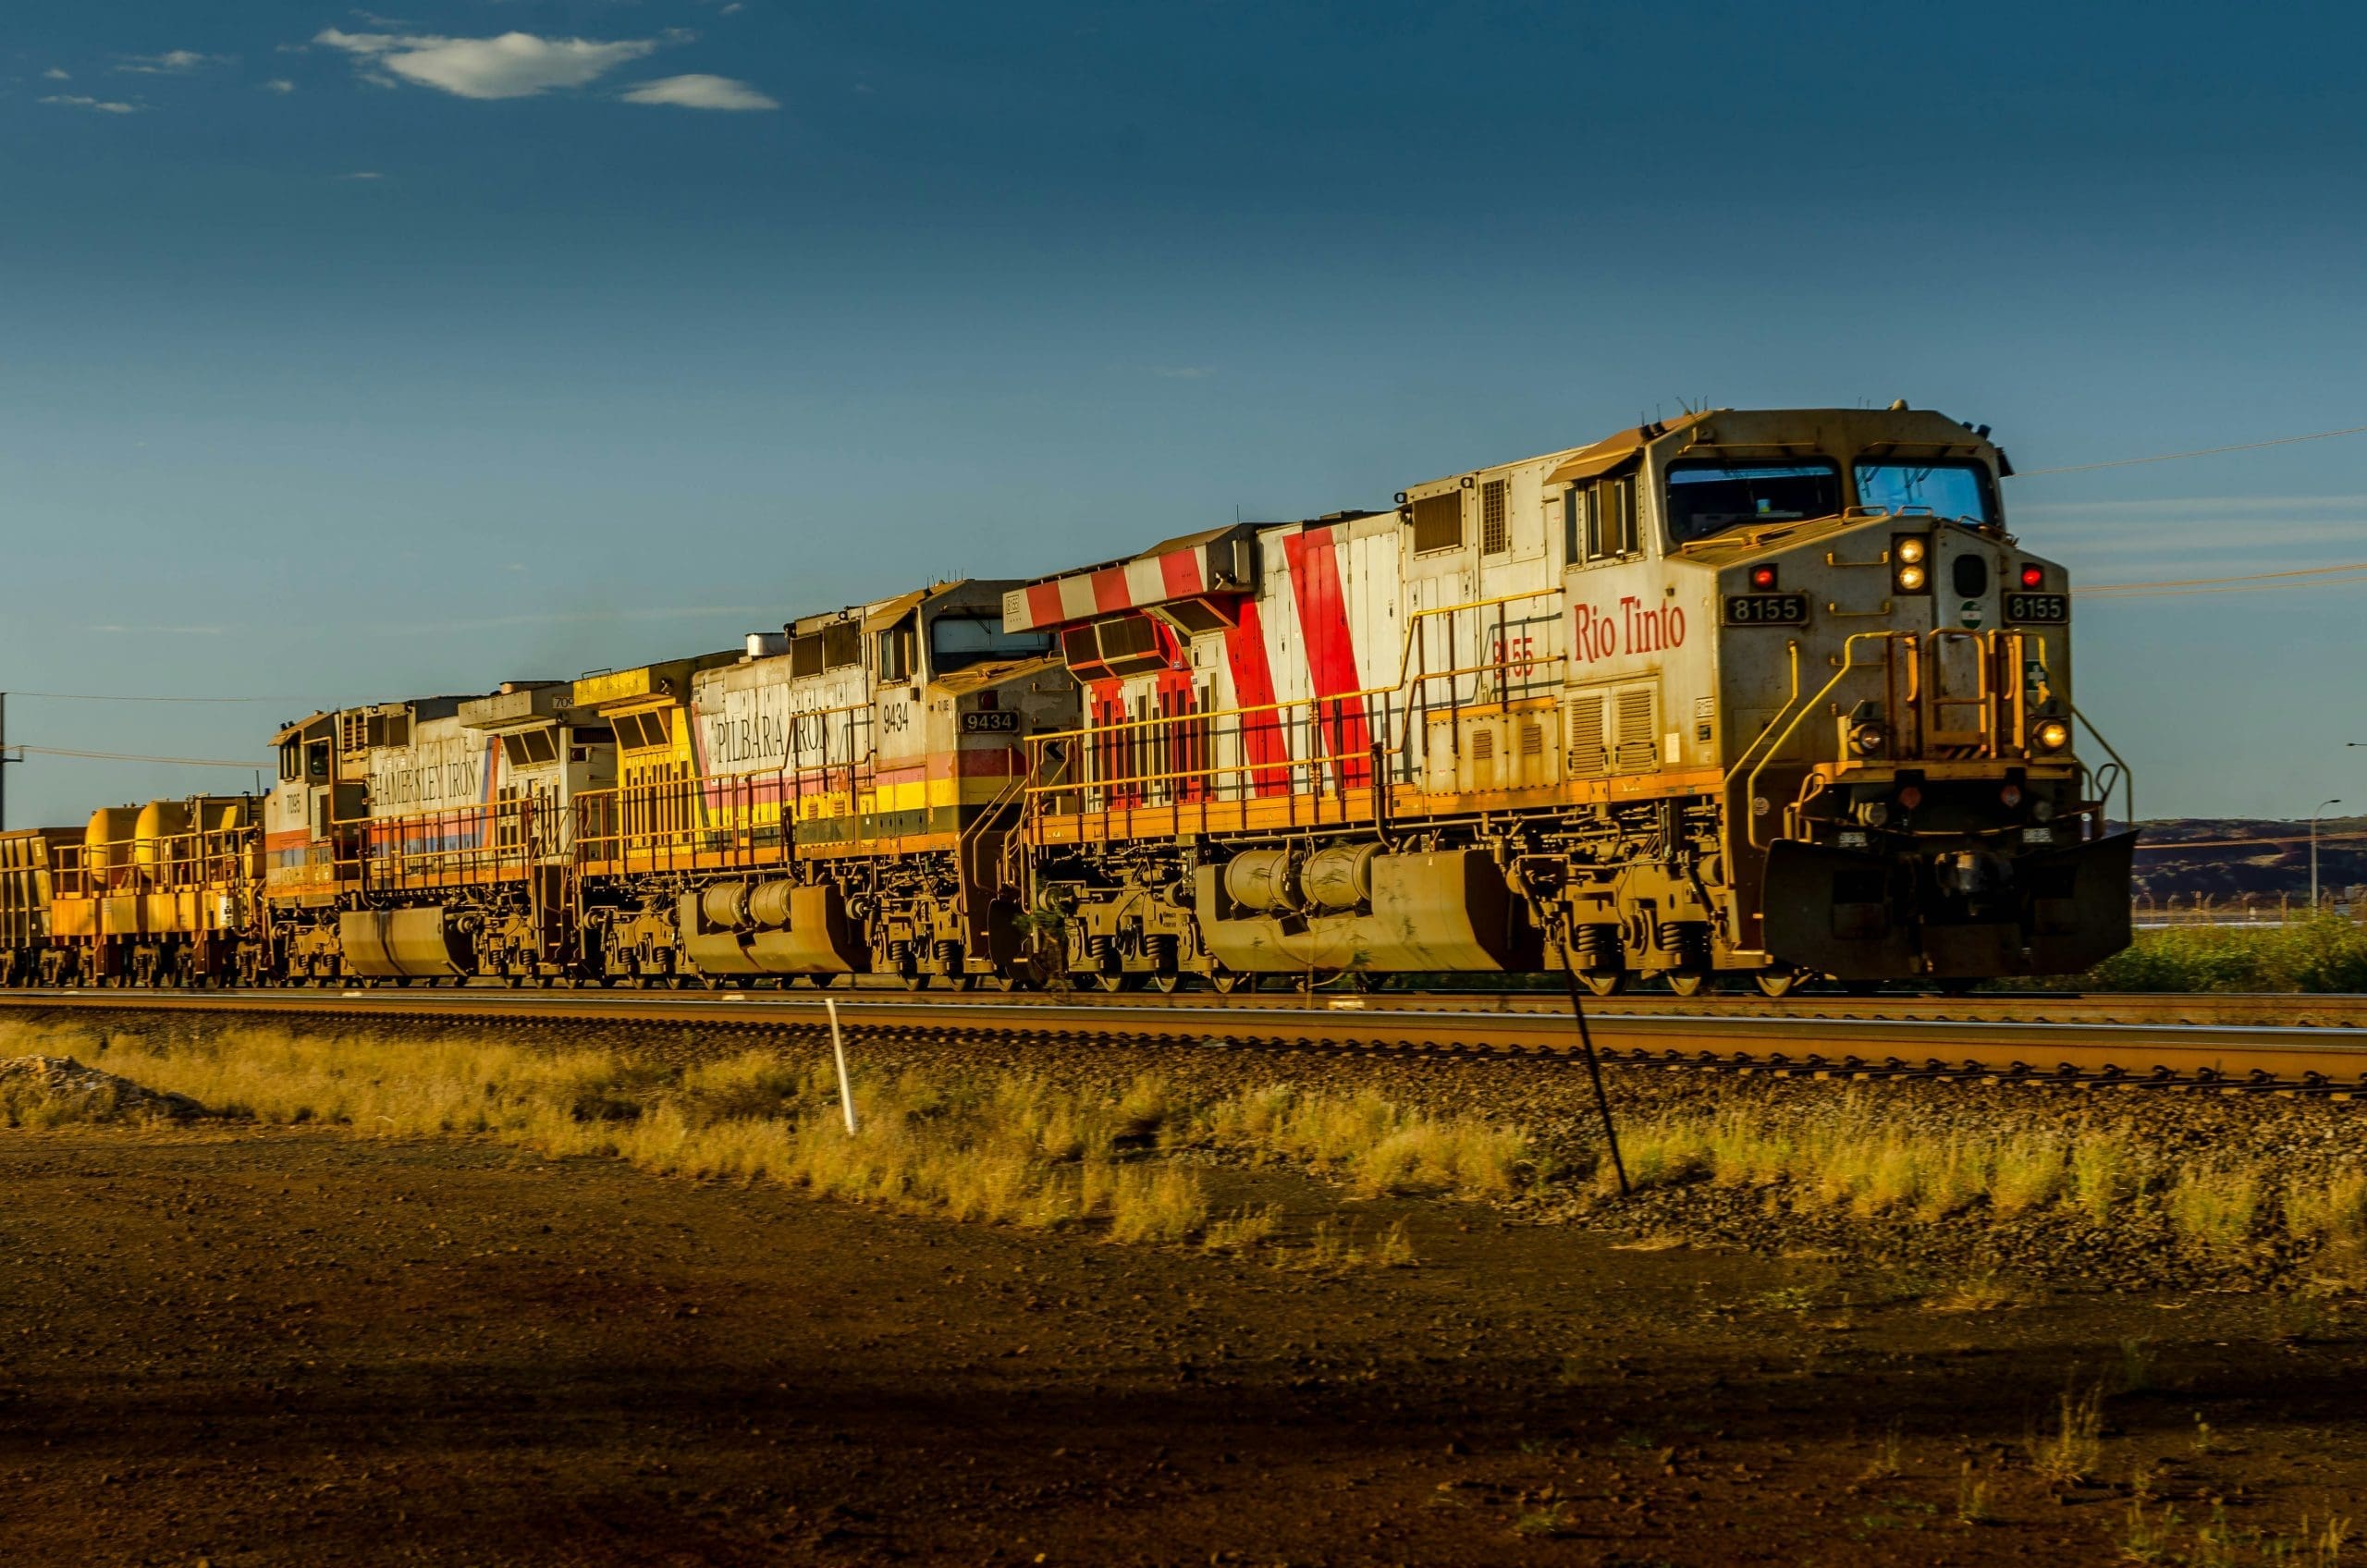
[4,986,2364,1096]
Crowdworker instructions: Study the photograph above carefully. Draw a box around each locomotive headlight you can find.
[1893,535,1932,594]
[1848,719,1890,756]
[2032,718,2071,752]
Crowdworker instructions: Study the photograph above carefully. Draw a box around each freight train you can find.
[0,405,2135,997]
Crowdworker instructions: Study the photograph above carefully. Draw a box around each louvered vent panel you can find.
[1411,492,1463,554]
[1480,479,1509,556]
[1613,686,1658,772]
[1566,694,1608,778]
[1470,730,1495,761]
[1518,720,1544,757]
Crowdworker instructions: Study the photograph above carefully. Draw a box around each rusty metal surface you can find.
[4,986,2364,1091]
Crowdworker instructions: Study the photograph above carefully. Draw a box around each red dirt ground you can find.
[3,1126,2361,1566]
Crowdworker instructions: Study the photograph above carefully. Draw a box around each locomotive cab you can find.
[1674,415,2134,982]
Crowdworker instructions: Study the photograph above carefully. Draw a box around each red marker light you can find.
[1897,786,1923,811]
[1750,565,1778,590]
[2020,564,2044,589]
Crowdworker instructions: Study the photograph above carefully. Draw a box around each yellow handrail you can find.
[1743,631,1895,850]
[1024,585,1568,798]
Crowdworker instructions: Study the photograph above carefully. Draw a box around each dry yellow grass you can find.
[3,1023,1488,1262]
[1601,1090,2367,1267]
[2166,1161,2263,1256]
[1198,1084,1528,1199]
[1923,1274,2030,1314]
[1202,1203,1282,1254]
[3,1023,1220,1243]
[2032,1379,2103,1486]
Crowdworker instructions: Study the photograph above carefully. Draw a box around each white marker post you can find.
[826,997,858,1133]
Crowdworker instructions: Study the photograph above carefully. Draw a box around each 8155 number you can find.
[1723,593,1809,626]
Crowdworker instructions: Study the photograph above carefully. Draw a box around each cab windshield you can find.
[1663,460,1841,545]
[1854,460,1993,524]
[928,612,1054,674]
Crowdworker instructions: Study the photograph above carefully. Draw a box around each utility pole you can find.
[0,692,18,832]
[2312,797,2343,912]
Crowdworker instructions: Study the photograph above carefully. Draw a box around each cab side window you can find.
[1566,478,1637,565]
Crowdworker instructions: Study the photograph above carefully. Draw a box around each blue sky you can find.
[4,0,2364,823]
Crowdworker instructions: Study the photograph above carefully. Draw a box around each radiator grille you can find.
[1411,492,1463,555]
[1566,694,1608,778]
[1613,686,1658,772]
[1480,479,1509,556]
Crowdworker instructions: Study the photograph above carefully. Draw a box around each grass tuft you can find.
[2033,1379,2103,1486]
[1199,1084,1529,1199]
[2167,1162,2263,1257]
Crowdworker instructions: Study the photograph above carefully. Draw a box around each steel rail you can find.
[24,983,2358,1026]
[4,988,2362,1095]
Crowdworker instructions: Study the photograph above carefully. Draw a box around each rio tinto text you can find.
[1570,595,1686,666]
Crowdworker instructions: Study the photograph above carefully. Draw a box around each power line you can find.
[2079,559,2367,599]
[2012,422,2367,478]
[5,691,301,704]
[12,744,262,769]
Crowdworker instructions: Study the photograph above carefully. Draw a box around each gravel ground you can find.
[839,1032,2366,1295]
[0,1052,209,1123]
[7,1122,2366,1567]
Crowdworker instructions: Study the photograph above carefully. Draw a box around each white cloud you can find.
[720,3,745,14]
[264,78,296,93]
[314,27,657,100]
[42,94,141,114]
[620,72,776,110]
[341,171,386,180]
[117,50,227,75]
[43,67,69,80]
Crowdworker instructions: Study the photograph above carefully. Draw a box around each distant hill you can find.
[2128,817,2367,909]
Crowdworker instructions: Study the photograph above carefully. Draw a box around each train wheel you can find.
[1577,970,1626,998]
[1666,973,1708,998]
[1754,970,1802,999]
[1147,973,1181,994]
[1209,972,1245,995]
[901,971,928,992]
[1088,972,1136,993]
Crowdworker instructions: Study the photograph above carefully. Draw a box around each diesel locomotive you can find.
[0,405,2133,995]
[1012,404,2131,994]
